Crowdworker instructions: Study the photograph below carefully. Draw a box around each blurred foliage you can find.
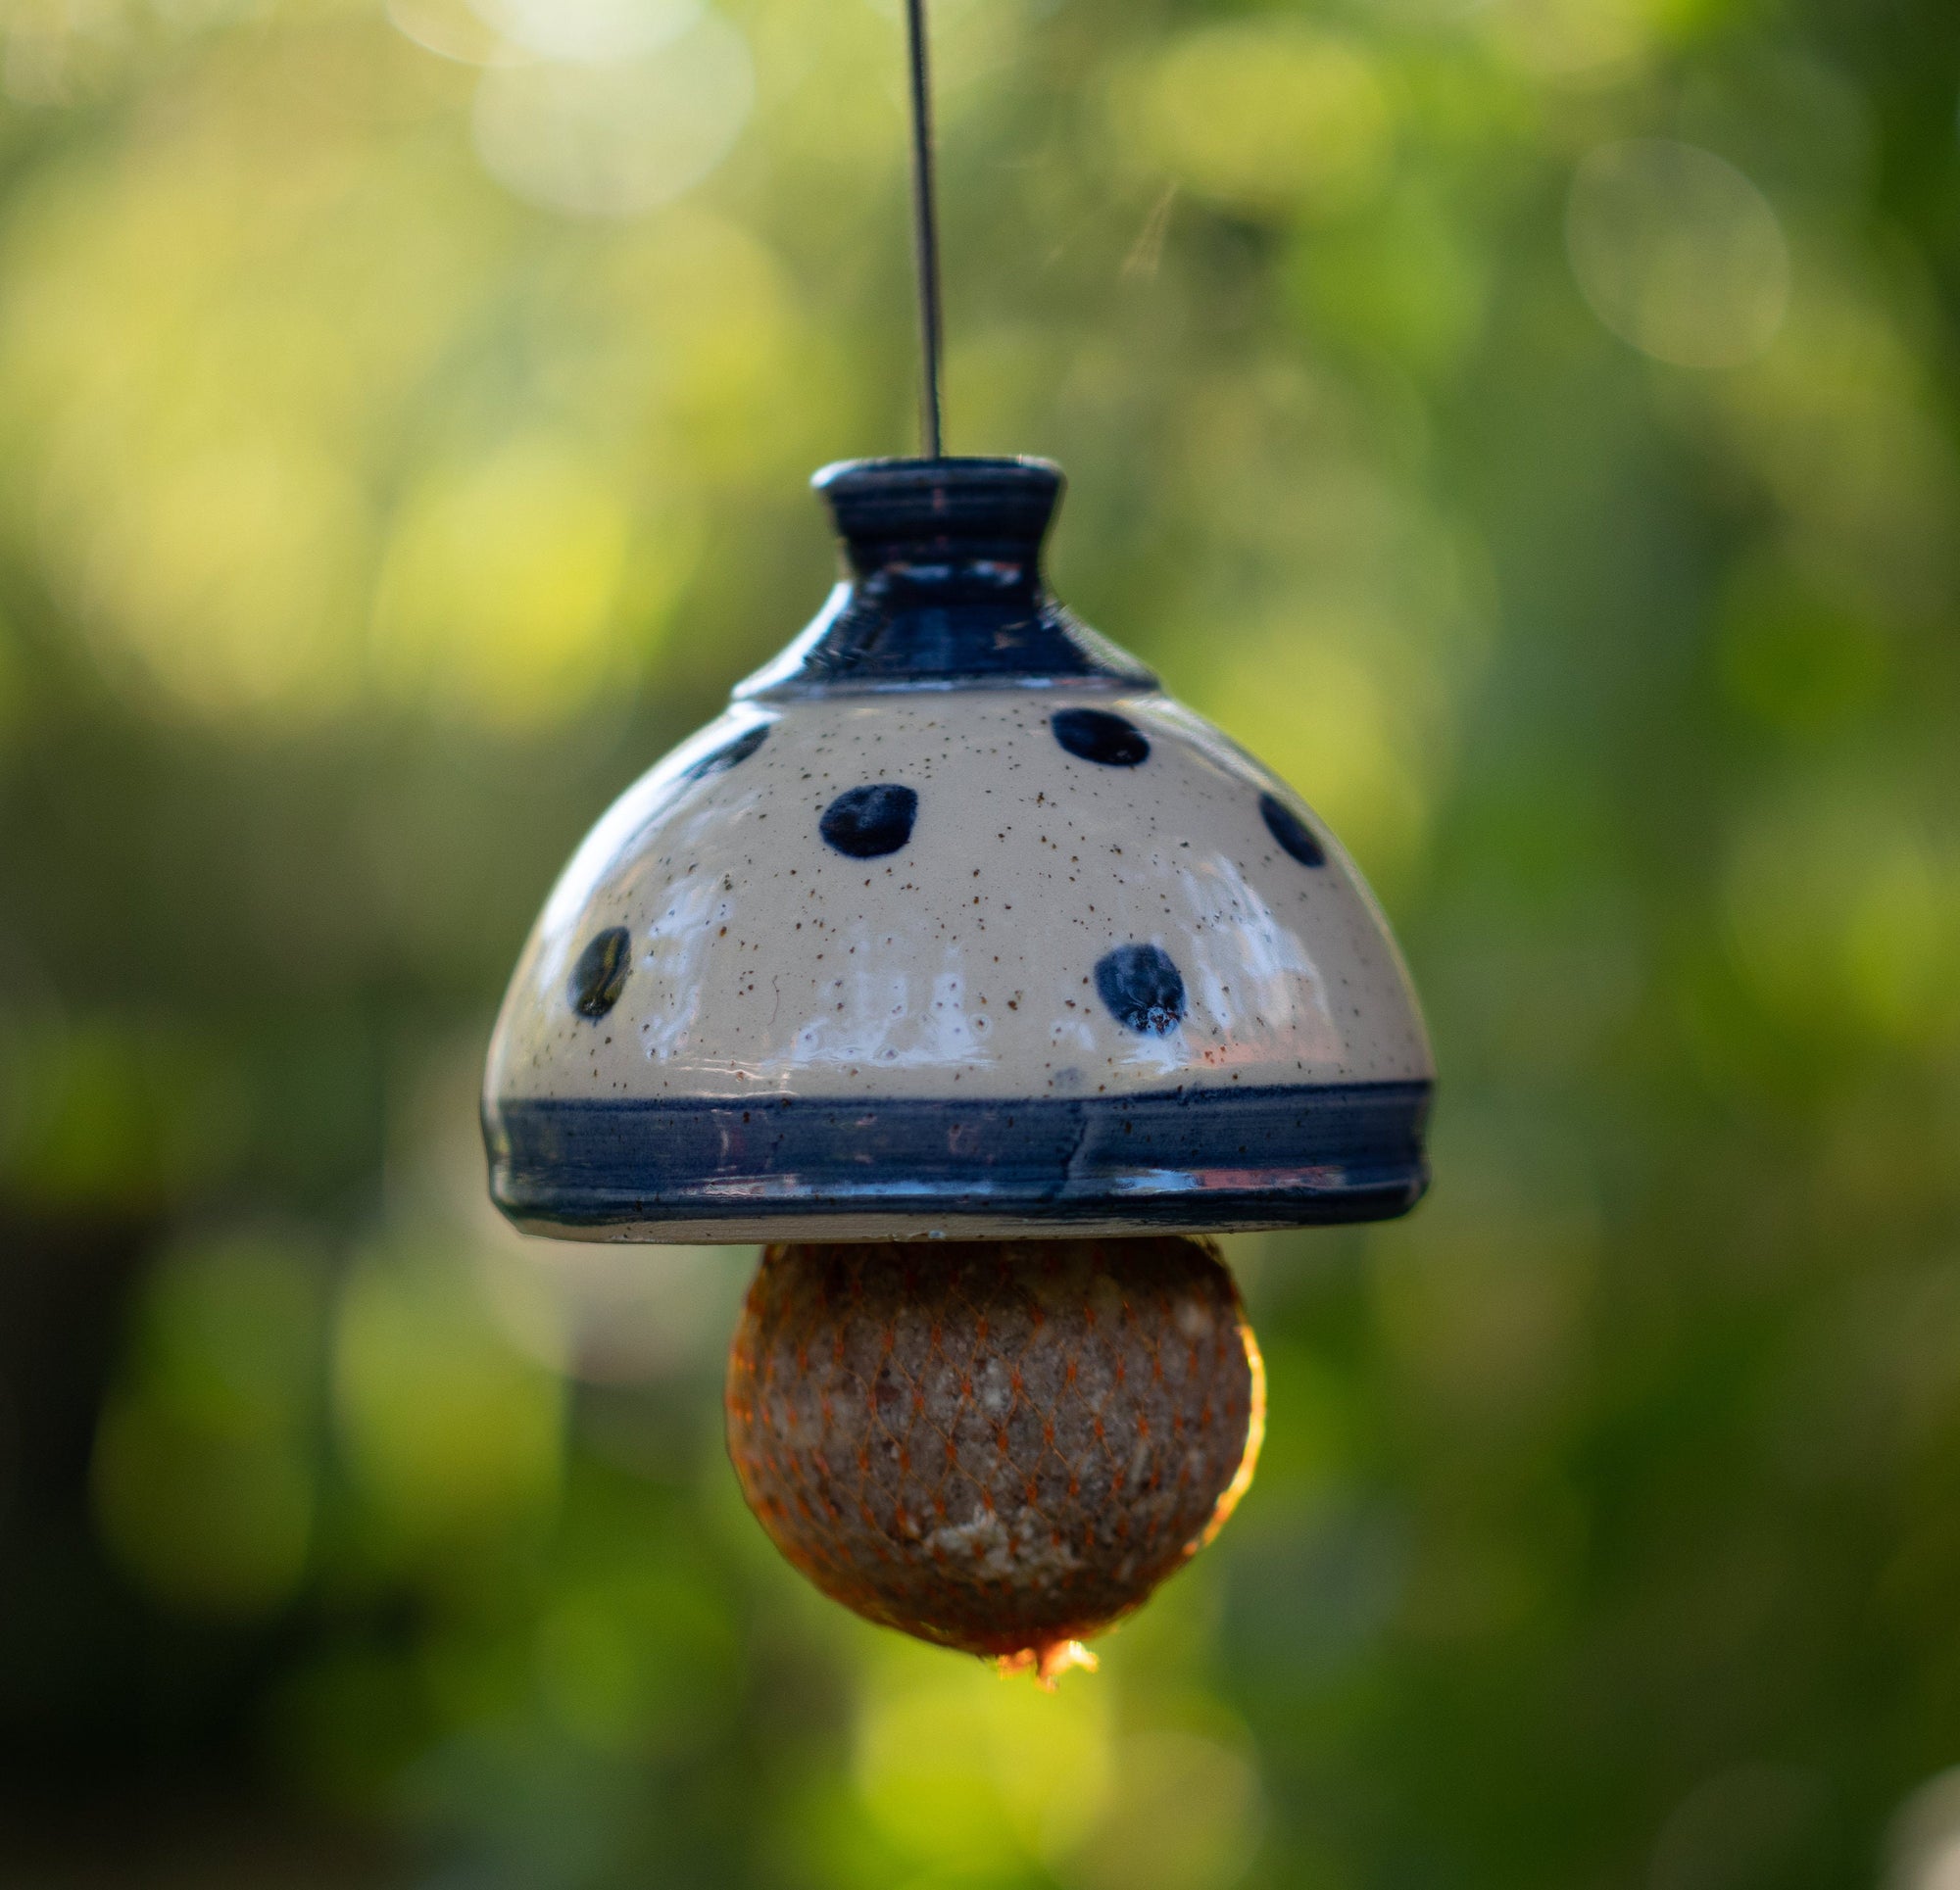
[0,0,1957,1884]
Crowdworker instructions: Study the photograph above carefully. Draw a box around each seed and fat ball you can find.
[726,1236,1263,1681]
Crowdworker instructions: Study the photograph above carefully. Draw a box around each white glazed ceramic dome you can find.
[484,460,1432,1241]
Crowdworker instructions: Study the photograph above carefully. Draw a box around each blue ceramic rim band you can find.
[486,1079,1431,1232]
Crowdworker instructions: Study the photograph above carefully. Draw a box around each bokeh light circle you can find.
[472,10,753,218]
[1566,138,1790,368]
[471,0,704,65]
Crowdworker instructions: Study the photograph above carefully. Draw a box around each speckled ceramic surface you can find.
[484,459,1432,1241]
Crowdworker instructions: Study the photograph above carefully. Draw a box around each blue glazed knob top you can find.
[735,457,1156,700]
[819,455,1062,583]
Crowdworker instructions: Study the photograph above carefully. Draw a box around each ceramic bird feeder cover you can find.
[482,456,1433,1244]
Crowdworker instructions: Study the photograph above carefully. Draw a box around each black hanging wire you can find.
[903,0,945,459]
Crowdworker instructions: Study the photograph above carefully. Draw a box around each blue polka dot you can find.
[821,784,918,858]
[1260,793,1326,869]
[686,724,769,781]
[1095,943,1186,1036]
[568,927,631,1020]
[1053,707,1150,767]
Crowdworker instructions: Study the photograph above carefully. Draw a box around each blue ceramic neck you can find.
[734,458,1156,700]
[828,457,1057,596]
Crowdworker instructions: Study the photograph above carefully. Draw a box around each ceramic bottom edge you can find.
[498,1195,1424,1246]
[486,1079,1431,1243]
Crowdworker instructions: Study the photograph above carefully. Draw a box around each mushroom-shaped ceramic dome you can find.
[484,460,1432,1241]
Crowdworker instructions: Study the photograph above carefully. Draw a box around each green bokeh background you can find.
[1,0,1957,1883]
